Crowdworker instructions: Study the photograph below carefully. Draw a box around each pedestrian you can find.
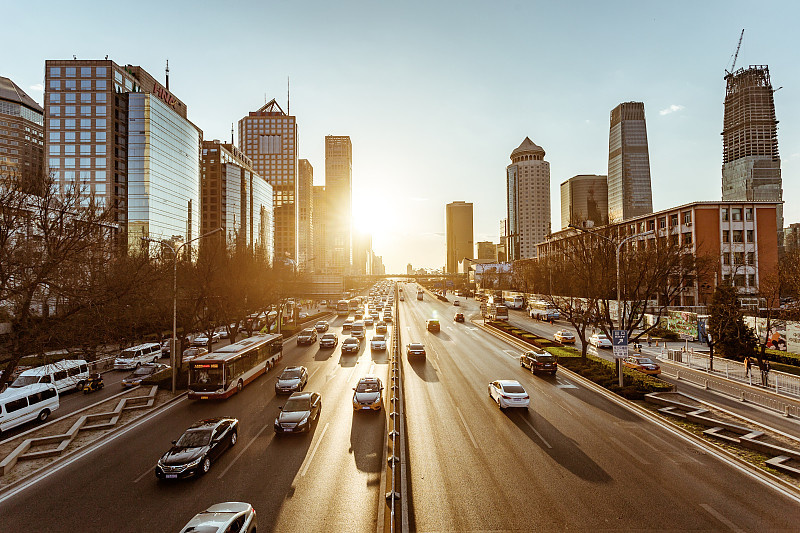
[762,360,771,386]
[647,334,652,347]
[745,356,752,379]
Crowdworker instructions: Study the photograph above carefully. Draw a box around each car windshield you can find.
[537,355,555,362]
[10,376,39,388]
[357,381,380,393]
[409,344,423,350]
[322,334,335,340]
[503,384,526,394]
[284,397,311,412]
[133,366,155,376]
[281,369,302,379]
[301,330,314,336]
[372,335,385,341]
[344,339,358,345]
[637,358,656,365]
[176,429,212,448]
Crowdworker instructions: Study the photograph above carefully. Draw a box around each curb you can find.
[0,390,187,500]
[472,319,800,501]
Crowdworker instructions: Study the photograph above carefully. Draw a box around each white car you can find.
[192,335,210,347]
[179,502,257,533]
[370,334,387,351]
[488,380,530,409]
[589,333,612,348]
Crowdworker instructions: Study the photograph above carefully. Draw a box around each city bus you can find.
[348,298,362,312]
[188,334,283,400]
[488,303,509,321]
[337,299,350,317]
[528,300,560,321]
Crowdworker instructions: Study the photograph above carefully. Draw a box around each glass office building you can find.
[607,102,653,222]
[127,93,200,249]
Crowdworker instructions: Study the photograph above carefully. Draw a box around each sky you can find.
[4,1,799,273]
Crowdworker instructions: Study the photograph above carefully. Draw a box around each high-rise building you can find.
[0,76,44,187]
[44,59,200,249]
[406,263,413,275]
[607,102,653,222]
[476,241,496,260]
[298,159,313,271]
[325,136,352,273]
[239,99,298,266]
[785,223,800,254]
[506,137,550,259]
[200,140,273,259]
[498,218,508,262]
[312,185,326,273]
[722,65,783,250]
[445,201,473,273]
[560,174,608,230]
[353,231,372,275]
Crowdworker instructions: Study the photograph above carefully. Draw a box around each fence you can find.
[384,285,407,532]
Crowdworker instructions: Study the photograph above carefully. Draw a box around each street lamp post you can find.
[142,227,222,394]
[568,224,654,387]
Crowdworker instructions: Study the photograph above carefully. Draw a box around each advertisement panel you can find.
[666,310,699,341]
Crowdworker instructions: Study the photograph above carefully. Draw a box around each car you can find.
[298,311,308,320]
[216,327,230,339]
[376,321,388,334]
[319,332,339,348]
[274,391,322,434]
[353,376,383,411]
[554,329,576,344]
[155,417,239,479]
[179,502,257,533]
[488,380,530,409]
[160,339,172,355]
[364,316,374,327]
[275,366,309,394]
[210,331,223,343]
[399,295,405,301]
[370,334,387,351]
[426,319,440,332]
[351,321,366,339]
[406,343,426,358]
[383,313,393,323]
[354,310,364,320]
[121,363,168,387]
[453,300,460,306]
[589,333,612,348]
[192,335,210,347]
[454,313,465,322]
[342,337,361,354]
[297,328,318,345]
[342,318,354,331]
[519,351,558,375]
[623,356,661,375]
[315,321,330,333]
[182,346,208,362]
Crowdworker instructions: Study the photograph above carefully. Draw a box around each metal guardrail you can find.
[384,285,406,533]
[657,349,800,418]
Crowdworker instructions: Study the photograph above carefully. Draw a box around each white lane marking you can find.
[217,423,272,479]
[133,464,154,484]
[700,503,745,533]
[328,367,338,380]
[300,422,329,476]
[455,407,479,448]
[503,349,518,359]
[519,415,552,449]
[308,367,321,381]
[368,363,375,374]
[556,378,578,389]
[607,435,650,465]
[347,362,359,382]
[469,327,478,331]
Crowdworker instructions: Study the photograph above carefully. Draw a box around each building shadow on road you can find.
[560,386,640,423]
[407,359,440,383]
[504,409,612,483]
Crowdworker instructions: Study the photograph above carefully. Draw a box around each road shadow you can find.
[407,358,439,383]
[338,353,359,367]
[428,330,451,341]
[561,387,640,423]
[370,349,389,364]
[349,408,386,475]
[505,409,612,484]
[314,347,333,361]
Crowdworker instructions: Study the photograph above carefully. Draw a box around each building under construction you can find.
[721,65,783,250]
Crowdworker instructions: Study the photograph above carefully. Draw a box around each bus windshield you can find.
[189,365,224,392]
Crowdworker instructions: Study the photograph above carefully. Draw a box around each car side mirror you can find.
[171,440,177,445]
[352,387,356,390]
[278,406,283,410]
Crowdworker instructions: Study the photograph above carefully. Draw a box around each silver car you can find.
[179,502,256,533]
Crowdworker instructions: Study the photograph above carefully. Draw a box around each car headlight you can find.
[299,415,309,425]
[187,457,203,468]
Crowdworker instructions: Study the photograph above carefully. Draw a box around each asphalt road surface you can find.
[399,283,800,531]
[0,316,391,532]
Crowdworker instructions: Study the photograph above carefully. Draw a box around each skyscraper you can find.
[0,76,44,187]
[446,201,473,273]
[722,65,783,249]
[298,159,313,271]
[476,241,497,260]
[506,137,550,259]
[312,185,326,274]
[325,136,352,274]
[607,102,653,222]
[560,174,608,230]
[239,99,298,266]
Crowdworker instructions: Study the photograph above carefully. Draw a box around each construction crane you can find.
[726,29,745,76]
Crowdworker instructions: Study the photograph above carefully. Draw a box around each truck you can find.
[417,290,424,301]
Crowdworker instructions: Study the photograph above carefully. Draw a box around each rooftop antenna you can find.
[287,76,290,115]
[165,59,170,91]
[231,123,234,144]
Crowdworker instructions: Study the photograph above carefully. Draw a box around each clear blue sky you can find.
[4,1,798,273]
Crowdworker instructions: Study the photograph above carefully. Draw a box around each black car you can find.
[314,321,330,333]
[121,363,167,387]
[275,366,308,394]
[342,337,360,354]
[375,321,388,334]
[319,333,338,348]
[297,328,318,345]
[274,392,322,434]
[520,351,558,375]
[156,417,238,479]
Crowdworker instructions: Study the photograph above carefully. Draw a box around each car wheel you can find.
[200,456,211,475]
[237,380,243,393]
[38,409,50,422]
[135,362,140,368]
[76,381,85,392]
[230,431,238,446]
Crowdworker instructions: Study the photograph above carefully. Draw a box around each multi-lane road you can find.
[2,284,800,532]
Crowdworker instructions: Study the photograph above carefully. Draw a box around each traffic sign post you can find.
[612,329,628,388]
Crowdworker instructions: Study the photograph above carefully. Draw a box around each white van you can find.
[10,360,90,393]
[114,343,162,370]
[0,383,59,433]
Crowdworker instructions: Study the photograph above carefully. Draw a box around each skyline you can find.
[3,1,799,272]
